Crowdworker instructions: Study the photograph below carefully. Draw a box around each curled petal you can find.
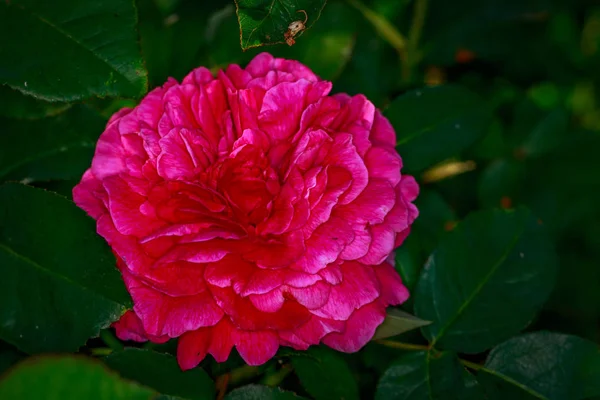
[322,302,386,352]
[312,262,380,320]
[235,330,279,366]
[113,310,169,344]
[374,261,410,305]
[73,169,107,219]
[123,270,223,337]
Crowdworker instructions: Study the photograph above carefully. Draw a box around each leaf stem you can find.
[228,365,262,385]
[100,329,123,352]
[403,0,429,82]
[261,364,294,387]
[408,0,428,54]
[345,0,408,65]
[215,374,230,400]
[460,358,483,371]
[90,347,113,356]
[375,340,430,351]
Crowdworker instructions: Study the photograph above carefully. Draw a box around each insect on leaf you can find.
[235,0,328,50]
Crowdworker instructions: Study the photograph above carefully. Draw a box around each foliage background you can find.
[0,0,599,398]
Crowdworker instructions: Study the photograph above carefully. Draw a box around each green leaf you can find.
[225,384,307,399]
[0,183,131,354]
[0,86,70,119]
[462,369,485,400]
[234,0,327,50]
[412,190,457,253]
[0,0,147,101]
[104,349,215,400]
[519,108,568,159]
[478,331,600,400]
[394,234,423,292]
[375,350,472,400]
[385,85,491,172]
[0,356,156,399]
[137,0,228,87]
[477,159,525,208]
[361,342,411,375]
[345,0,406,55]
[290,346,359,400]
[333,22,397,108]
[414,207,558,353]
[472,119,506,160]
[32,179,80,200]
[0,105,106,183]
[372,309,431,341]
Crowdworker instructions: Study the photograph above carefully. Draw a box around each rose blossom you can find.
[73,53,418,369]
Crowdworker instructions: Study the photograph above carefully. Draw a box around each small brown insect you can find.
[284,10,308,46]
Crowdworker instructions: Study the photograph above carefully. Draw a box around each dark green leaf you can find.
[0,183,131,354]
[225,384,307,399]
[104,349,215,400]
[414,207,558,353]
[32,180,80,199]
[528,83,562,110]
[412,190,457,253]
[136,0,178,87]
[0,342,24,375]
[137,0,227,87]
[0,356,155,399]
[0,86,70,119]
[234,0,327,50]
[372,309,431,341]
[361,342,410,375]
[478,331,600,400]
[0,105,106,182]
[375,350,471,400]
[0,0,147,101]
[333,21,396,108]
[202,4,249,68]
[520,108,568,159]
[394,234,425,292]
[290,346,359,400]
[472,120,507,160]
[477,159,525,208]
[385,85,491,172]
[462,369,485,400]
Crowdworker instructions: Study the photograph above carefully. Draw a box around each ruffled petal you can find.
[322,302,386,352]
[113,310,169,344]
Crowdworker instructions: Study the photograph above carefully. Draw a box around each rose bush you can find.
[73,53,418,369]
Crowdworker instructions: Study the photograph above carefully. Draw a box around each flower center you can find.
[207,144,280,228]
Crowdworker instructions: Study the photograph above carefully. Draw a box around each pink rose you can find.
[73,53,419,369]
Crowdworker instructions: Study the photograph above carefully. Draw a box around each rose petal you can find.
[177,327,212,370]
[235,330,279,366]
[113,310,169,344]
[312,262,380,320]
[322,302,386,352]
[123,270,223,337]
